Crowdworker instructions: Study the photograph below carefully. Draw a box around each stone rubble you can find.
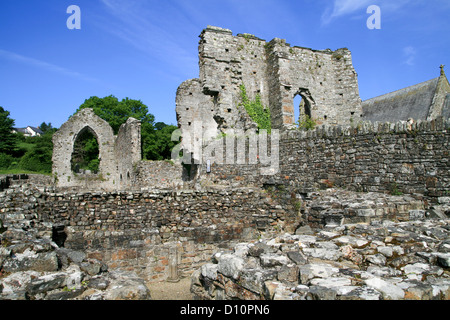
[191,218,450,300]
[0,236,152,300]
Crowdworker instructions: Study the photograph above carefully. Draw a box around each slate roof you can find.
[362,77,440,123]
[443,94,450,119]
[13,126,44,136]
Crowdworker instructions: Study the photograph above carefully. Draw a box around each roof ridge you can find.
[363,77,439,103]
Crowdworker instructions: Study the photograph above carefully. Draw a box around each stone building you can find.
[176,26,363,159]
[51,26,449,194]
[362,66,450,123]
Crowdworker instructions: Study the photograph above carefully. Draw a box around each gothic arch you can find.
[294,88,316,124]
[52,108,117,188]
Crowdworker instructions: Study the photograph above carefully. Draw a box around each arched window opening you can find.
[294,89,315,130]
[294,93,312,127]
[71,127,100,174]
[293,95,302,125]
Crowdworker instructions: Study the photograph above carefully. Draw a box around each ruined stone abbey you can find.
[51,26,450,193]
[1,26,449,300]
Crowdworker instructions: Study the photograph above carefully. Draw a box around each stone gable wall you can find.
[52,109,142,191]
[52,109,117,189]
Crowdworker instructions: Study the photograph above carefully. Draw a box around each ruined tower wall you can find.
[176,26,363,151]
[268,42,362,127]
[176,78,218,156]
[198,27,269,133]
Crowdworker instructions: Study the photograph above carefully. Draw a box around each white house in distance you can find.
[12,126,44,137]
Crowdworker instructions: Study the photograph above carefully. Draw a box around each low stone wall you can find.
[134,160,184,190]
[1,182,448,285]
[0,174,53,191]
[0,185,291,281]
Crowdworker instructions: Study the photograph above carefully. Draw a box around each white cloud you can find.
[0,49,99,82]
[403,46,416,66]
[321,0,413,25]
[322,0,373,24]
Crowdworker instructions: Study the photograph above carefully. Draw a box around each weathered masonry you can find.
[176,26,362,154]
[0,185,291,281]
[198,117,450,200]
[52,26,449,196]
[2,26,450,287]
[52,108,142,190]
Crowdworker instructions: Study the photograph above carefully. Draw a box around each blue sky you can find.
[1,0,449,128]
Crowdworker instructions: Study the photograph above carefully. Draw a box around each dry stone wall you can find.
[199,118,450,201]
[0,185,291,281]
[134,160,184,190]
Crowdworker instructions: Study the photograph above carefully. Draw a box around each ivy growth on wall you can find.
[239,84,272,133]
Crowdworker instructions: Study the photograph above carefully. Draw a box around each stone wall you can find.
[115,117,142,190]
[0,174,53,191]
[134,160,185,190]
[52,109,142,191]
[198,118,450,201]
[177,26,362,160]
[52,109,118,190]
[0,185,291,281]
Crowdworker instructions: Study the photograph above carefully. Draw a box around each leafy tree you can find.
[0,153,14,170]
[154,122,167,130]
[0,107,17,154]
[75,95,155,134]
[71,129,99,173]
[18,131,54,173]
[18,144,52,173]
[39,122,56,134]
[143,124,178,160]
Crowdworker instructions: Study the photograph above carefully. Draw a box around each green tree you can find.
[17,132,54,173]
[142,124,178,160]
[39,122,56,134]
[75,95,155,134]
[71,129,99,173]
[0,107,17,154]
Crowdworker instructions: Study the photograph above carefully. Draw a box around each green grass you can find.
[0,168,52,175]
